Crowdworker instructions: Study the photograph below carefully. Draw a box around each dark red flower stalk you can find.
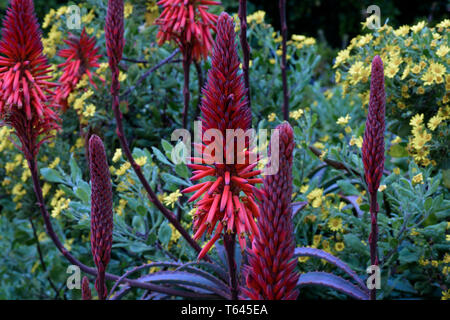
[81,276,92,300]
[89,135,114,300]
[362,55,385,300]
[155,0,220,62]
[55,28,103,111]
[105,0,124,95]
[182,12,261,261]
[243,122,299,300]
[0,0,60,161]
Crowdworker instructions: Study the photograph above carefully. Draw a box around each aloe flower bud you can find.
[362,55,385,198]
[181,12,261,260]
[81,276,92,300]
[89,135,113,300]
[362,55,385,300]
[105,0,124,94]
[243,122,299,300]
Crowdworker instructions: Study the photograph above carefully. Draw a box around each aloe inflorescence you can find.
[182,12,262,261]
[89,135,114,300]
[362,55,386,300]
[243,122,299,300]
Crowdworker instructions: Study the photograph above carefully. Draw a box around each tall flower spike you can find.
[81,276,92,300]
[156,0,220,62]
[89,135,114,300]
[243,122,299,300]
[182,12,261,260]
[0,0,60,160]
[362,55,385,300]
[55,28,103,111]
[105,0,124,94]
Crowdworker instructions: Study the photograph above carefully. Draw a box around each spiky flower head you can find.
[156,0,220,61]
[243,122,299,300]
[89,134,113,300]
[182,12,261,260]
[105,0,124,94]
[81,276,92,300]
[362,55,385,198]
[0,0,60,160]
[55,28,103,110]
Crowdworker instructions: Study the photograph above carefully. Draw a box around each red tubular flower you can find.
[362,55,385,300]
[243,122,299,300]
[0,0,60,160]
[182,12,261,260]
[155,0,220,61]
[81,276,92,300]
[55,28,103,111]
[89,135,113,300]
[105,0,124,94]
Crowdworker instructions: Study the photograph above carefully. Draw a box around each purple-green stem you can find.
[239,0,251,108]
[279,0,289,120]
[182,50,192,129]
[369,192,378,300]
[224,233,239,300]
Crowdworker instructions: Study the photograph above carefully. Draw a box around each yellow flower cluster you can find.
[307,188,325,208]
[247,11,266,25]
[50,189,70,218]
[163,190,182,208]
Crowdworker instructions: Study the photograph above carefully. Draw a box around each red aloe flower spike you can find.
[0,0,60,160]
[89,135,114,300]
[55,28,104,111]
[243,122,299,300]
[181,12,258,261]
[81,276,92,300]
[362,55,385,300]
[105,0,124,95]
[155,0,220,62]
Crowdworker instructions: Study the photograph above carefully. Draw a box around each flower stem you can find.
[239,0,251,109]
[224,233,239,300]
[182,50,192,129]
[369,192,378,300]
[279,0,289,120]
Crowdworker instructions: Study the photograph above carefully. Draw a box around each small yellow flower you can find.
[267,113,276,122]
[163,190,183,208]
[135,156,148,166]
[289,109,304,120]
[49,157,60,169]
[124,2,133,19]
[336,114,351,126]
[327,217,343,232]
[378,185,386,192]
[83,104,96,118]
[412,173,424,185]
[393,167,400,175]
[116,161,131,176]
[428,115,442,131]
[112,149,122,162]
[334,242,345,252]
